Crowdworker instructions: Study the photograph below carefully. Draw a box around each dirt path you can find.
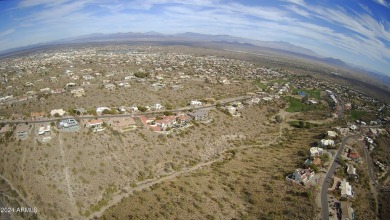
[88,127,281,219]
[58,133,78,218]
[0,174,31,208]
[89,149,230,219]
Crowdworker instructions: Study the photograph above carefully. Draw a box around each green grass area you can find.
[288,121,319,129]
[285,96,305,112]
[292,88,321,100]
[348,110,366,120]
[284,96,325,112]
[252,80,268,90]
[268,79,287,85]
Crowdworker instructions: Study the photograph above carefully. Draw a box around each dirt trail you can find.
[89,129,281,219]
[58,133,78,218]
[0,174,31,207]
[89,148,230,219]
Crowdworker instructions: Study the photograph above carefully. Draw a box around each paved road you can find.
[321,134,359,220]
[353,137,390,192]
[0,96,251,125]
[321,130,390,220]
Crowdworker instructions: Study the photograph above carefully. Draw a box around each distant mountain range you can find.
[1,31,388,84]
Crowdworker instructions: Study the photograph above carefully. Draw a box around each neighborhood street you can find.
[321,129,390,220]
[0,96,251,125]
[320,134,359,220]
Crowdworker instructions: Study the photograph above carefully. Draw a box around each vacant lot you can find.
[101,121,338,219]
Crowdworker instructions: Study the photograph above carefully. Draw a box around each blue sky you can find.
[0,0,389,75]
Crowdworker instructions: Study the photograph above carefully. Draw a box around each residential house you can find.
[292,168,315,183]
[155,116,177,130]
[96,107,110,114]
[85,119,104,132]
[190,100,202,106]
[104,83,116,90]
[347,151,360,162]
[40,87,51,93]
[52,88,65,94]
[58,118,78,129]
[50,109,66,117]
[310,147,323,157]
[226,106,238,116]
[188,109,209,121]
[347,164,358,179]
[340,179,353,198]
[327,131,338,138]
[340,201,355,220]
[152,103,163,110]
[176,114,191,125]
[130,106,138,112]
[319,139,335,148]
[83,75,94,80]
[15,124,29,140]
[85,119,103,128]
[307,100,318,105]
[231,101,243,109]
[37,123,51,135]
[70,88,85,97]
[118,106,126,113]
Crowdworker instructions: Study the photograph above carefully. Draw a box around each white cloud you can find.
[0,29,15,38]
[374,0,390,8]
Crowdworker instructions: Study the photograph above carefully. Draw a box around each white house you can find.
[85,119,103,129]
[153,103,163,110]
[327,131,337,138]
[365,137,374,144]
[190,100,202,106]
[96,107,110,114]
[310,147,323,157]
[340,179,353,198]
[38,124,51,135]
[319,139,335,148]
[130,106,138,112]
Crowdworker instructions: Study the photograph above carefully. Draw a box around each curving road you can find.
[321,134,360,220]
[321,130,390,220]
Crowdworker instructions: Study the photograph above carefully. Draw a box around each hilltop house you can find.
[310,147,323,157]
[292,168,315,184]
[319,139,335,148]
[347,164,358,179]
[96,107,110,114]
[155,116,177,130]
[70,88,85,97]
[190,100,202,106]
[85,119,103,128]
[37,123,50,135]
[340,179,353,198]
[327,131,338,138]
